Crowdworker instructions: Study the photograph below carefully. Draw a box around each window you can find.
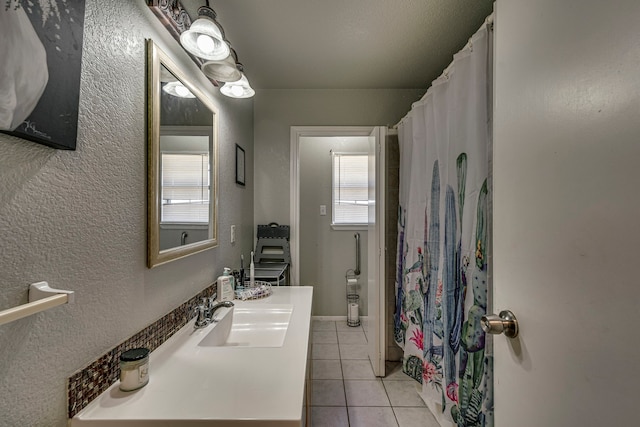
[332,152,369,226]
[161,153,209,223]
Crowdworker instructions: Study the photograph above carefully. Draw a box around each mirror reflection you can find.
[147,40,218,268]
[158,124,212,250]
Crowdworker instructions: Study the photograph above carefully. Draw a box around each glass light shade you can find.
[162,81,196,98]
[220,74,255,98]
[180,15,230,61]
[196,34,216,54]
[201,55,242,82]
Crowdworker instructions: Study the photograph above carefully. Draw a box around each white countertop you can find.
[71,286,313,427]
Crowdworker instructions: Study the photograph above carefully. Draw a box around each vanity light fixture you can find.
[220,64,255,98]
[150,0,255,98]
[162,81,196,98]
[201,48,242,82]
[179,2,230,61]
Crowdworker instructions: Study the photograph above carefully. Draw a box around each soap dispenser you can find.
[218,267,235,302]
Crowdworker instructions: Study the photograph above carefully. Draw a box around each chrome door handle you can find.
[481,310,519,338]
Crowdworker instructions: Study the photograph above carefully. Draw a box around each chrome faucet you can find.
[193,294,234,329]
[208,300,234,321]
[193,303,210,329]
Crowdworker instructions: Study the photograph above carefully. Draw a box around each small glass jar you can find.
[119,348,150,392]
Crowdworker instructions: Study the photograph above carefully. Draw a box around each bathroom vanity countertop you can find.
[71,286,313,427]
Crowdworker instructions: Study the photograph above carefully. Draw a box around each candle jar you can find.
[119,348,150,392]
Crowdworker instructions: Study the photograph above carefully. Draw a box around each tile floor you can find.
[311,319,440,427]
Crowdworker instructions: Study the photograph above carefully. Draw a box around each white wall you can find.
[0,1,253,425]
[253,89,425,228]
[299,136,369,316]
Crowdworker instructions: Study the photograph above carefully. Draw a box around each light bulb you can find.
[175,84,191,97]
[196,34,216,54]
[231,85,244,97]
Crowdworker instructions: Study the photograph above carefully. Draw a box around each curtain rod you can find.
[393,13,494,130]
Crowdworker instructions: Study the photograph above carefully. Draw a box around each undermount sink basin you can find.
[199,304,294,348]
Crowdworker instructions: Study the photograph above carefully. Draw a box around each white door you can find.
[492,1,640,425]
[368,126,386,376]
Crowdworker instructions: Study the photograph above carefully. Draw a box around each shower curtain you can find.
[394,21,493,427]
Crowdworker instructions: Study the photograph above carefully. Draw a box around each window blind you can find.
[332,153,368,224]
[161,153,210,223]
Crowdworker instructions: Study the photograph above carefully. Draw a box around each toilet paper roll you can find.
[348,302,359,320]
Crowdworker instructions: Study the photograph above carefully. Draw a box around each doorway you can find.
[290,126,387,376]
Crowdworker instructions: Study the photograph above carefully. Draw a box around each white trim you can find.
[159,223,208,230]
[312,316,347,321]
[312,315,369,322]
[330,224,368,231]
[289,126,375,286]
[363,126,388,376]
[373,126,387,375]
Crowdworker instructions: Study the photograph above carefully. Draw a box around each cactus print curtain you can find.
[394,22,493,427]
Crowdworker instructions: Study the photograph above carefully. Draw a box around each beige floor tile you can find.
[312,343,340,360]
[348,407,398,427]
[336,321,363,332]
[313,330,338,344]
[344,379,390,407]
[383,380,425,407]
[312,359,343,380]
[342,359,376,379]
[311,406,349,427]
[338,331,368,345]
[313,320,336,331]
[311,380,346,406]
[339,344,369,359]
[393,407,439,427]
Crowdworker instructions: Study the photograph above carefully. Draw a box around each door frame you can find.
[290,126,377,286]
[367,126,387,376]
[290,126,387,375]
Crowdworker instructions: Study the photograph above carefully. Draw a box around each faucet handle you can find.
[193,304,210,329]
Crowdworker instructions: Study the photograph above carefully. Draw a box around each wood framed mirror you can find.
[147,39,218,268]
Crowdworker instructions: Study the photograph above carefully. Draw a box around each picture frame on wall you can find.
[0,0,85,150]
[235,144,245,186]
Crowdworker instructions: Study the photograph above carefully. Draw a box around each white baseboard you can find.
[312,315,369,321]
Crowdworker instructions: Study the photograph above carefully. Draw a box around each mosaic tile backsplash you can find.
[67,283,217,419]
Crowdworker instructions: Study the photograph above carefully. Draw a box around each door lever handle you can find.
[481,310,519,338]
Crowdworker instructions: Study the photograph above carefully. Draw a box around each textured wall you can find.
[0,1,253,426]
[299,136,369,316]
[253,89,425,228]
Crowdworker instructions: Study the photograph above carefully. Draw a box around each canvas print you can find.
[0,0,85,150]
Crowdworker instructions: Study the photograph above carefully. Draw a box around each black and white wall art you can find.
[0,0,85,150]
